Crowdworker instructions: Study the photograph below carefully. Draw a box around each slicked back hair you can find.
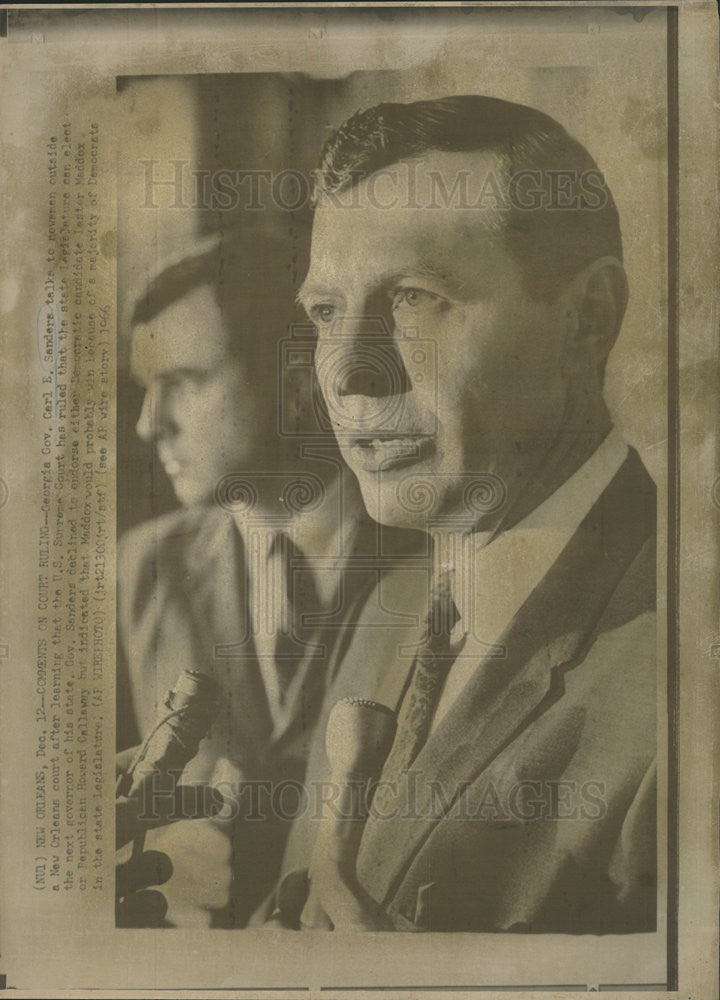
[131,232,297,362]
[314,95,623,302]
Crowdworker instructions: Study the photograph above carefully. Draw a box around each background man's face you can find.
[301,150,572,529]
[131,284,277,508]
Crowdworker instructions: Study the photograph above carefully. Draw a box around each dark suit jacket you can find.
[118,504,324,770]
[117,503,426,925]
[277,450,658,934]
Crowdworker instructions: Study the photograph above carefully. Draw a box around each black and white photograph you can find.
[0,4,717,997]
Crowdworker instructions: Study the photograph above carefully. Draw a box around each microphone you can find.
[300,696,397,931]
[116,670,222,853]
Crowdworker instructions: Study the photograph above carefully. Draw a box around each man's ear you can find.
[560,257,628,379]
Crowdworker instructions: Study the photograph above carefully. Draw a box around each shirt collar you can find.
[440,429,629,640]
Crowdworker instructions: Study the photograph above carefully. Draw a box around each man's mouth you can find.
[347,434,435,473]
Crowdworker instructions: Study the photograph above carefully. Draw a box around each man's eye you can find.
[392,288,441,310]
[310,304,336,325]
[164,370,209,391]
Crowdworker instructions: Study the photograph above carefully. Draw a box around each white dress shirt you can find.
[233,479,363,735]
[431,429,629,732]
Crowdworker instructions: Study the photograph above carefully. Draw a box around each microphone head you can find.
[325,697,397,780]
[166,670,222,742]
[125,670,222,799]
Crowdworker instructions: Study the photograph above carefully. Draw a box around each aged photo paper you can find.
[0,3,717,997]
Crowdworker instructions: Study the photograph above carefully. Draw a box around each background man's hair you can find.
[130,231,337,441]
[315,95,623,302]
[131,231,299,360]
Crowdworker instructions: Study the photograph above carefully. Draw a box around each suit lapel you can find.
[358,450,656,907]
[182,509,275,762]
[184,509,249,653]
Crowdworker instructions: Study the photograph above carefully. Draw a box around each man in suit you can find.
[270,95,657,934]
[116,231,422,926]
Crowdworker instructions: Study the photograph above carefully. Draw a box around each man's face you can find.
[131,284,277,508]
[300,150,572,529]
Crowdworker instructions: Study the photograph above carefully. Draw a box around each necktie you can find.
[378,572,460,782]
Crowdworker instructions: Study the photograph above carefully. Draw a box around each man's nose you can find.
[135,383,174,443]
[326,310,411,399]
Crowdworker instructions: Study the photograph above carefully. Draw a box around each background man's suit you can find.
[117,503,423,926]
[276,450,657,933]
